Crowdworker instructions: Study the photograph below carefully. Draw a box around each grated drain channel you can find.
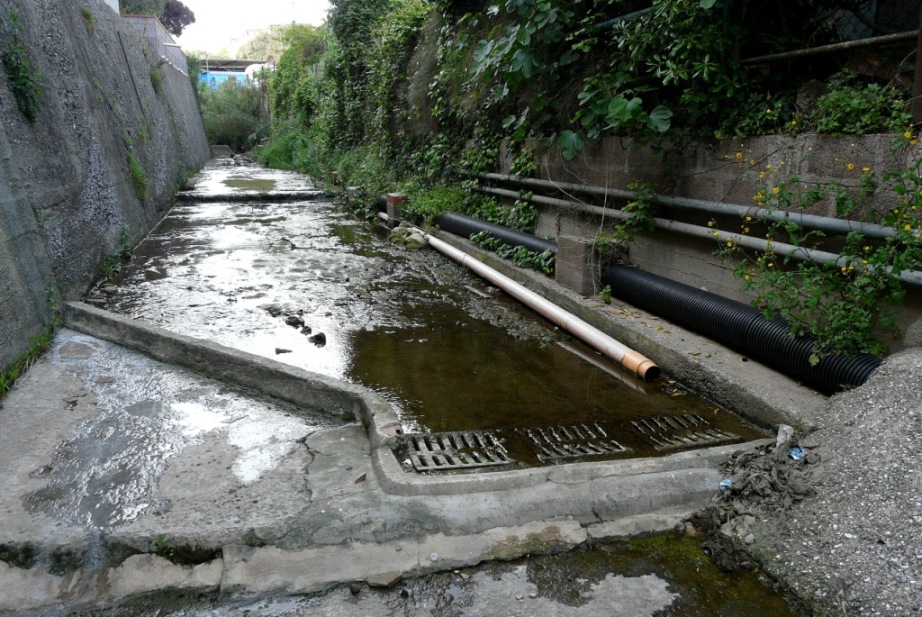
[521,422,631,463]
[404,430,514,472]
[630,414,739,451]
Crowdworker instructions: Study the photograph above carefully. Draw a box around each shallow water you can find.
[103,164,766,467]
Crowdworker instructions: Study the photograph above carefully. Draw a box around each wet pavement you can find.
[0,159,811,615]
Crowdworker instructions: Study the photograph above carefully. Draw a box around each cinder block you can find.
[555,235,599,296]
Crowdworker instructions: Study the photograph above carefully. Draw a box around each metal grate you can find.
[522,422,631,463]
[404,430,514,472]
[630,414,739,451]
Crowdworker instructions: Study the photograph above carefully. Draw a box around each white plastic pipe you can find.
[425,233,660,381]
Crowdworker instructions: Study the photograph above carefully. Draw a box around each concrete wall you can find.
[529,134,922,350]
[0,0,210,370]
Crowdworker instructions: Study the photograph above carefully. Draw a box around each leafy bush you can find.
[809,72,912,136]
[404,184,467,224]
[717,156,922,360]
[199,81,269,152]
[470,231,555,275]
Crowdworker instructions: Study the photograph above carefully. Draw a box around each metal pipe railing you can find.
[474,184,922,287]
[478,173,901,240]
[740,30,919,65]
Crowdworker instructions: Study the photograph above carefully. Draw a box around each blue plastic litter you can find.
[719,478,733,491]
[788,446,805,461]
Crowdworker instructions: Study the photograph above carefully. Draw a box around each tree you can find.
[160,0,195,37]
[119,0,195,37]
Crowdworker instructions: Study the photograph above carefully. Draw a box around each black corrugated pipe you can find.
[434,212,558,255]
[601,265,882,394]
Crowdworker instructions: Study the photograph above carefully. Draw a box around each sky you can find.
[175,0,330,55]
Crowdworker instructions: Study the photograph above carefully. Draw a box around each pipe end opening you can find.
[638,361,661,382]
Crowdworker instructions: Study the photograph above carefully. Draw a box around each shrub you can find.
[199,81,269,152]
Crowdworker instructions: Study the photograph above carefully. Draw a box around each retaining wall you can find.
[0,0,210,370]
[527,134,922,350]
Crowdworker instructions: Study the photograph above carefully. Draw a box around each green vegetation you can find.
[149,59,164,95]
[101,230,134,279]
[1,11,41,123]
[716,145,922,361]
[198,80,269,152]
[470,231,556,275]
[809,72,912,136]
[126,152,148,201]
[119,0,195,37]
[81,6,96,34]
[0,290,60,403]
[600,284,612,304]
[253,0,919,357]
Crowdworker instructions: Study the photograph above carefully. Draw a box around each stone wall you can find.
[528,134,922,350]
[0,0,211,370]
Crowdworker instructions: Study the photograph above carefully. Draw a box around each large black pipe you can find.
[434,212,558,255]
[601,265,881,394]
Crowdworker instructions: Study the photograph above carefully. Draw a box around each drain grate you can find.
[404,431,514,472]
[630,414,739,451]
[522,422,631,462]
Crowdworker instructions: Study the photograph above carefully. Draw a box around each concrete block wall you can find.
[527,134,922,350]
[0,0,211,370]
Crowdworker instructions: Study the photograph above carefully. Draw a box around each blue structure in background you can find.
[199,71,247,90]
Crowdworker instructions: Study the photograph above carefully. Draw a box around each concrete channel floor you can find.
[1,324,747,616]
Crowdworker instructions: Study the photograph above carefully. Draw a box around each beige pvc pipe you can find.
[425,233,660,381]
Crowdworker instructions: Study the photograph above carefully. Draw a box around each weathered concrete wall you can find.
[530,135,922,350]
[0,0,210,369]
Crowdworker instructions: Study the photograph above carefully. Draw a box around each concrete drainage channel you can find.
[0,162,819,615]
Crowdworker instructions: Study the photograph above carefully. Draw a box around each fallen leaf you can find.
[354,473,367,484]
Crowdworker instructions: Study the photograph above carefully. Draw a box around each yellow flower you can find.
[758,171,765,179]
[841,266,847,272]
[766,164,772,171]
[736,152,743,159]
[790,120,797,126]
[912,139,918,146]
[708,220,714,227]
[743,227,750,233]
[744,274,751,281]
[750,159,756,166]
[847,162,855,171]
[726,241,733,247]
[772,186,780,195]
[863,166,871,173]
[905,131,913,139]
[754,192,765,201]
[768,262,774,268]
[745,216,752,221]
[905,224,913,231]
[712,231,719,237]
[862,260,868,265]
[864,246,870,252]
[766,108,772,114]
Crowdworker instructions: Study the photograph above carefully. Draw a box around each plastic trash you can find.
[719,478,733,491]
[788,446,805,461]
